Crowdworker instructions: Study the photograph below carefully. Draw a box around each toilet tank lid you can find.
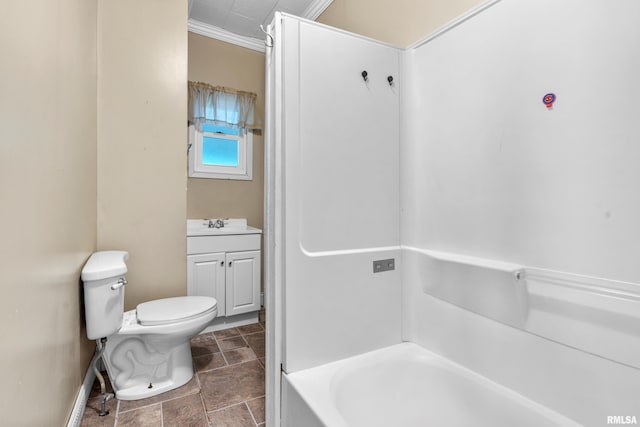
[81,251,129,281]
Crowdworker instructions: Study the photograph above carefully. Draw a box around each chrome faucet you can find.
[208,219,224,229]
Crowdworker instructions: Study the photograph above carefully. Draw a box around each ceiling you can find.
[188,0,333,51]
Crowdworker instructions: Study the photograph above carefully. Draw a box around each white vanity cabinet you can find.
[187,228,261,318]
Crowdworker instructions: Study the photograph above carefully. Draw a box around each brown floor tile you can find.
[199,360,265,411]
[162,392,208,427]
[214,327,240,339]
[118,374,200,413]
[80,396,117,427]
[244,332,265,358]
[191,333,221,357]
[224,346,257,365]
[208,403,256,427]
[190,331,215,343]
[257,357,266,368]
[117,403,162,426]
[237,323,263,335]
[246,396,265,424]
[194,351,227,372]
[219,335,248,352]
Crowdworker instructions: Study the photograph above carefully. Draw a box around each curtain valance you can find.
[188,81,261,130]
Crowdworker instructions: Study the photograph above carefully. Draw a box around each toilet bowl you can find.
[81,251,217,400]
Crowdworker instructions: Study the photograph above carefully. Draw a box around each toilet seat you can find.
[137,296,217,326]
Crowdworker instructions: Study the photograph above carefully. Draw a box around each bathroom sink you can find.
[187,218,262,236]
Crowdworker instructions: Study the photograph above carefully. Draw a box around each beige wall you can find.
[187,33,265,232]
[318,0,486,47]
[0,0,97,425]
[98,0,188,310]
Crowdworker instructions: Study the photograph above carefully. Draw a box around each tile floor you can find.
[80,312,266,427]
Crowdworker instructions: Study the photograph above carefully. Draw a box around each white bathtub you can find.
[282,342,580,427]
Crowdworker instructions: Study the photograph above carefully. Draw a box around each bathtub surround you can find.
[401,0,640,283]
[275,17,402,374]
[401,249,640,424]
[267,1,640,425]
[403,248,640,370]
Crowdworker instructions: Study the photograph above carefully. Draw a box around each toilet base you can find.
[102,334,195,401]
[114,370,192,400]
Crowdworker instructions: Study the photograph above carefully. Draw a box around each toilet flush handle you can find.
[111,277,128,290]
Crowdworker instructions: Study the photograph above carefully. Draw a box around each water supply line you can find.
[89,337,114,416]
[260,25,273,47]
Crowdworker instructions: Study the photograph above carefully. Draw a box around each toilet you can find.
[81,250,217,400]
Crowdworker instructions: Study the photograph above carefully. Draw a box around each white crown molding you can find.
[302,0,334,20]
[188,19,266,53]
[188,0,334,52]
[188,0,333,52]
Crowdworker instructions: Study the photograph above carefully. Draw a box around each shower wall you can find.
[401,0,640,283]
[274,0,640,400]
[400,0,640,422]
[277,16,402,373]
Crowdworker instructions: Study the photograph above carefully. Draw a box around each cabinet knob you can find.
[228,261,233,267]
[220,261,224,267]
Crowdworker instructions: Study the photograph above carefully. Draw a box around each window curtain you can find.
[188,81,261,131]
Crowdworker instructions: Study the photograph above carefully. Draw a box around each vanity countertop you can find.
[187,218,262,237]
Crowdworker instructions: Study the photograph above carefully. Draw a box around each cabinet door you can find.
[187,252,226,316]
[225,250,261,316]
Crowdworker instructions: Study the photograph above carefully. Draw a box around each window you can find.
[188,123,253,180]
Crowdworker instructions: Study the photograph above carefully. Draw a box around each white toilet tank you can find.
[81,251,129,340]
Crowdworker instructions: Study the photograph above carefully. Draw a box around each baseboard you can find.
[66,362,96,427]
[201,311,260,334]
